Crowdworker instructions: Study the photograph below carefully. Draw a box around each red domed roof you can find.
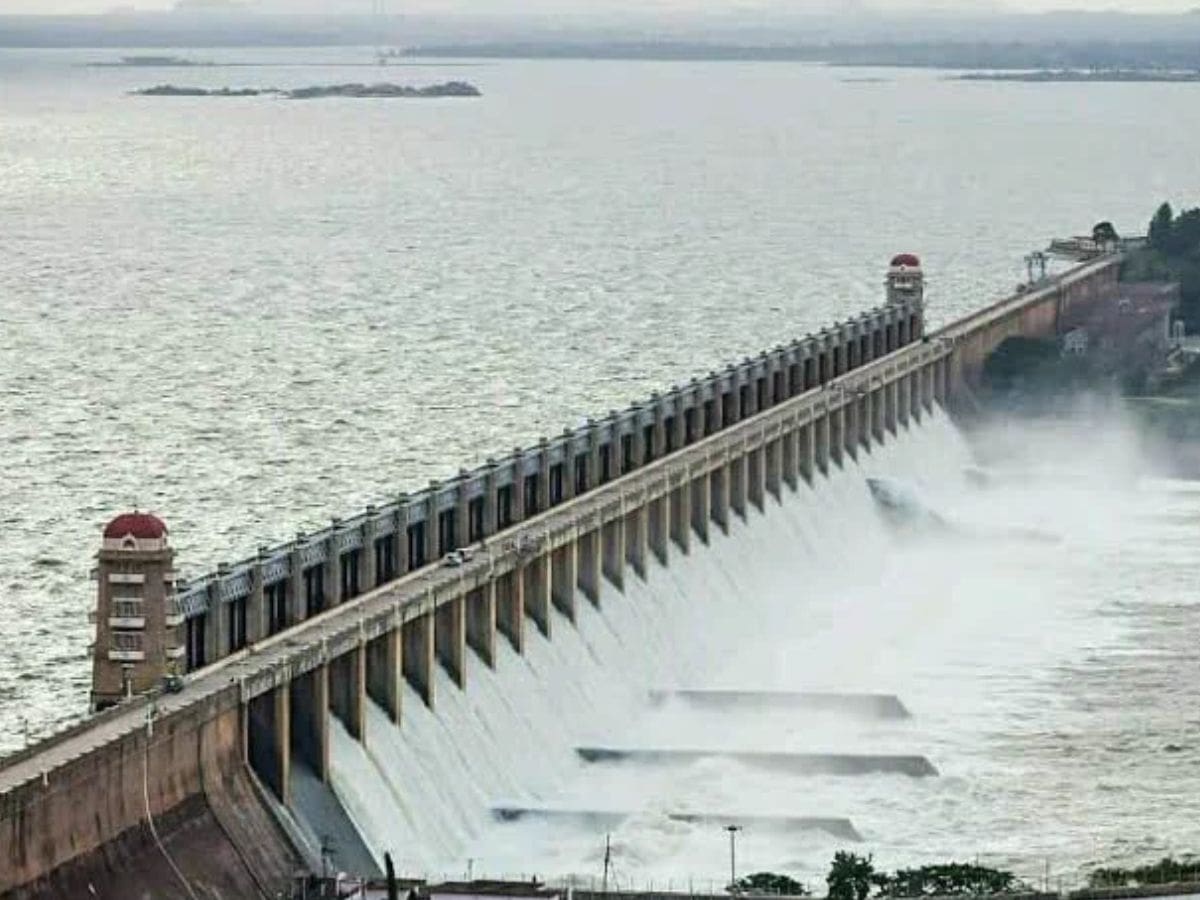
[891,253,922,268]
[103,512,168,540]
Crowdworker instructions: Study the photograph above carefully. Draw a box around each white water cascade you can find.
[303,409,980,884]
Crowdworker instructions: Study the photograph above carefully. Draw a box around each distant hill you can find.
[399,39,1200,70]
[5,9,1200,54]
[172,0,248,10]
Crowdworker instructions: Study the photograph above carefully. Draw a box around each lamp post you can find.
[726,825,742,891]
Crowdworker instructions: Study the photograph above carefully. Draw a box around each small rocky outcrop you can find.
[132,81,482,99]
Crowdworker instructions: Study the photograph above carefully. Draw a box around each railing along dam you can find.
[0,255,1121,900]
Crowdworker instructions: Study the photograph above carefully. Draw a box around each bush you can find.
[734,872,810,895]
[1093,221,1120,248]
[1089,857,1200,888]
[873,863,1021,897]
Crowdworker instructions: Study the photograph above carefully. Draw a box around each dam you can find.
[0,254,1125,898]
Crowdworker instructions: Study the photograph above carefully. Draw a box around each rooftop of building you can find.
[102,511,168,541]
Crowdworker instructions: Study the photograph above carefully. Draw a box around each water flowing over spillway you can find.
[297,411,973,880]
[287,407,1200,888]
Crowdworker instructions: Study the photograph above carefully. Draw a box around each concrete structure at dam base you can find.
[0,255,1129,900]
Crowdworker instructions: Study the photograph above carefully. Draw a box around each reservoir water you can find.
[2,47,1200,886]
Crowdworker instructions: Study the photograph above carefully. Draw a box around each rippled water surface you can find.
[3,47,1200,878]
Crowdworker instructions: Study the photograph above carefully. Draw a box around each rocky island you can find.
[92,55,213,67]
[136,85,259,96]
[288,81,481,98]
[132,81,481,99]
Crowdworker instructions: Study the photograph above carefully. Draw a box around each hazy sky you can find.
[2,0,1200,14]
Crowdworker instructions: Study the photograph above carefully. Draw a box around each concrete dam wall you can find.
[0,690,300,900]
[317,409,971,876]
[0,255,1122,898]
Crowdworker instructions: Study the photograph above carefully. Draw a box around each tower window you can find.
[111,598,143,621]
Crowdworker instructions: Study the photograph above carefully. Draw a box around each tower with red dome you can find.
[887,253,925,307]
[90,511,182,710]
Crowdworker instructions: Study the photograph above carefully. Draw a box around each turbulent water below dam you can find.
[288,409,1200,888]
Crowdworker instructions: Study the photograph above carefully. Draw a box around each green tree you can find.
[874,863,1020,897]
[827,852,875,900]
[1171,208,1200,256]
[1092,220,1120,248]
[1149,202,1174,252]
[1089,856,1200,888]
[734,872,810,895]
[1137,202,1200,328]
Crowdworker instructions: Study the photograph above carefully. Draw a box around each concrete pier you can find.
[551,542,577,620]
[495,571,524,653]
[625,508,647,579]
[291,664,329,781]
[328,646,365,742]
[648,495,669,564]
[366,627,402,723]
[578,529,600,605]
[465,586,497,667]
[435,597,466,688]
[523,557,551,637]
[246,685,289,802]
[602,516,625,590]
[402,613,435,708]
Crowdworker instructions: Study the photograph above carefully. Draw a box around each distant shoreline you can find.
[396,41,1200,71]
[42,40,1200,74]
[957,69,1200,83]
[86,59,485,69]
[89,54,213,67]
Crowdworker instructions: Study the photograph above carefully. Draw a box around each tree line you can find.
[733,852,1025,898]
[734,851,1200,897]
[1125,201,1200,330]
